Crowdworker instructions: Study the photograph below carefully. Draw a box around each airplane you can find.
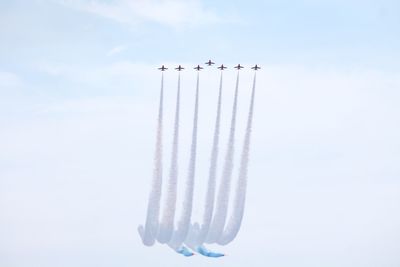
[175,65,185,71]
[217,64,227,70]
[234,64,244,70]
[194,65,204,71]
[158,65,168,71]
[205,60,215,66]
[251,64,261,70]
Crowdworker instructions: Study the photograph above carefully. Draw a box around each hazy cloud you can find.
[0,71,22,88]
[57,0,226,29]
[107,45,128,57]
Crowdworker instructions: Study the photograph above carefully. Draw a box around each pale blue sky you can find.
[1,1,399,267]
[1,0,400,69]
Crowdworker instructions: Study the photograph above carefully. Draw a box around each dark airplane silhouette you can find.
[194,65,204,71]
[158,65,168,71]
[205,60,215,66]
[175,65,184,71]
[217,64,227,70]
[251,64,261,70]
[234,64,244,70]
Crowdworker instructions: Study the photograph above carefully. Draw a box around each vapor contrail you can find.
[138,72,164,246]
[218,72,256,245]
[190,71,223,248]
[157,73,181,244]
[168,72,200,252]
[182,72,223,255]
[205,71,240,244]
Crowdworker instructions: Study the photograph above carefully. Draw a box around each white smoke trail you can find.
[157,73,181,244]
[192,71,223,246]
[217,72,256,245]
[205,71,240,244]
[138,72,164,246]
[168,72,200,250]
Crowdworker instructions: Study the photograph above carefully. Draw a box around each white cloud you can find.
[0,71,22,88]
[58,0,225,29]
[106,44,127,56]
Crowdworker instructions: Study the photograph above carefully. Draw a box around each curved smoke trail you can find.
[138,72,164,246]
[193,71,223,246]
[168,72,200,250]
[205,71,240,244]
[157,73,181,244]
[217,72,256,245]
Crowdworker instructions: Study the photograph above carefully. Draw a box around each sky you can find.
[0,0,400,266]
